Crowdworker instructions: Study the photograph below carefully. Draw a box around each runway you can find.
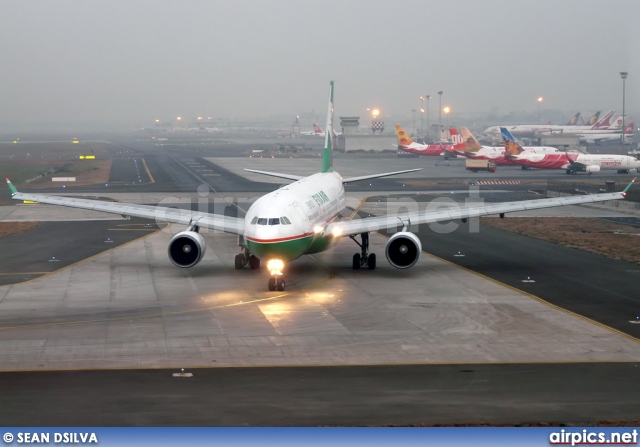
[2,363,640,426]
[0,134,639,425]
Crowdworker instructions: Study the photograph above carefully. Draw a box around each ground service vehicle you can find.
[466,159,496,172]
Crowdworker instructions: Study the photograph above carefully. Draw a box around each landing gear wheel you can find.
[367,253,376,270]
[268,277,276,291]
[351,233,376,270]
[352,253,361,270]
[565,169,571,175]
[234,254,244,270]
[249,255,260,270]
[276,278,285,291]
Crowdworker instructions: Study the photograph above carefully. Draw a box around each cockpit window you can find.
[281,216,291,225]
[268,218,280,226]
[250,216,258,225]
[257,218,267,225]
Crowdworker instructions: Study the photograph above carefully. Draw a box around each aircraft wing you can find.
[243,169,305,181]
[326,189,632,237]
[6,180,244,235]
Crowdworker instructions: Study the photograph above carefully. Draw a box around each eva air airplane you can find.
[6,82,636,291]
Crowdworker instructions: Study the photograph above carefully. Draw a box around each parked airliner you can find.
[501,127,640,174]
[394,125,452,156]
[485,111,615,137]
[300,123,325,136]
[6,82,635,291]
[450,127,559,166]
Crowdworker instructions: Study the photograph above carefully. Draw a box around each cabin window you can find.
[268,218,280,226]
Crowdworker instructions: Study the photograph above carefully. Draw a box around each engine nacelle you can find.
[585,165,601,173]
[168,231,206,268]
[385,231,422,269]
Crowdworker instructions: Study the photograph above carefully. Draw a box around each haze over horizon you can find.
[1,0,637,129]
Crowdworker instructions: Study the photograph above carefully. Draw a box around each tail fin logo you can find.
[451,134,464,145]
[398,131,411,146]
[503,140,521,155]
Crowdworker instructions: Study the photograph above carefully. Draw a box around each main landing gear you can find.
[234,247,260,270]
[350,232,376,270]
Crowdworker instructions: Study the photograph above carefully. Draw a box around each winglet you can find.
[6,178,18,196]
[622,177,637,196]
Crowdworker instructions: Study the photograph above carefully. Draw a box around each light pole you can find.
[419,96,425,136]
[621,72,628,144]
[437,91,443,130]
[411,109,417,137]
[537,97,543,124]
[425,95,431,139]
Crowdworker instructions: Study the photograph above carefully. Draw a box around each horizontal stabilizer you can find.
[341,168,422,184]
[243,169,305,182]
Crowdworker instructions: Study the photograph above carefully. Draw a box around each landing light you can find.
[314,225,324,234]
[267,259,284,276]
[332,227,341,237]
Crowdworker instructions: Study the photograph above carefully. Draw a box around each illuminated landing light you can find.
[331,227,342,238]
[314,226,324,234]
[267,259,284,276]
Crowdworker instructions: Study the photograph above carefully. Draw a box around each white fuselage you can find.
[512,152,640,171]
[242,172,346,262]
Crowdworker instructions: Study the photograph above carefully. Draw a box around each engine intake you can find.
[385,231,421,269]
[168,231,206,268]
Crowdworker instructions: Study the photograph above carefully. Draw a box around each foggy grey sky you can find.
[0,0,637,127]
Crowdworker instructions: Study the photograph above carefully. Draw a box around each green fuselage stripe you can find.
[245,235,315,262]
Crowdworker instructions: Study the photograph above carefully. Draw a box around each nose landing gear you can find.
[266,259,286,291]
[268,276,285,291]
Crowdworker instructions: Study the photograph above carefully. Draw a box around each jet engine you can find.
[385,232,422,269]
[585,165,601,173]
[168,231,206,268]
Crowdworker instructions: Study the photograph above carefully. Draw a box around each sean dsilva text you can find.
[13,433,98,444]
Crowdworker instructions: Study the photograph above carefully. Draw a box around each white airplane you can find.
[501,127,640,174]
[540,115,625,136]
[300,123,325,136]
[485,111,616,137]
[6,82,636,291]
[578,122,634,144]
[394,125,454,156]
[452,127,559,166]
